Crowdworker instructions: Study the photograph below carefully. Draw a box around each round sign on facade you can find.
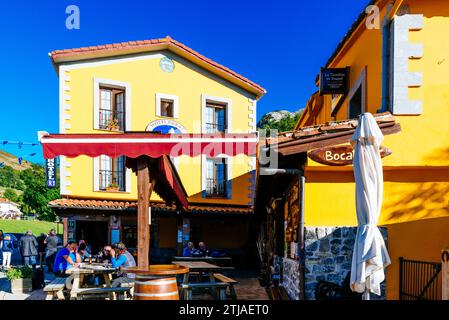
[146,119,186,134]
[160,57,175,73]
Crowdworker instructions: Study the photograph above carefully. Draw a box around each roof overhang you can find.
[265,112,401,157]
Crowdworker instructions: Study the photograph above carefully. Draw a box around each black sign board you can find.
[319,67,350,95]
[46,158,56,188]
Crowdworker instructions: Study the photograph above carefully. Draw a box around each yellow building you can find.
[48,36,265,264]
[296,0,449,299]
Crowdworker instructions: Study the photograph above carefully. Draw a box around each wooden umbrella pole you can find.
[137,157,150,269]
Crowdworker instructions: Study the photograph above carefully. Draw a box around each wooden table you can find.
[172,256,233,267]
[172,261,222,284]
[65,263,117,300]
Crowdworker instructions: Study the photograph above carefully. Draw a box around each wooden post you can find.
[442,248,449,300]
[62,218,68,245]
[137,157,151,269]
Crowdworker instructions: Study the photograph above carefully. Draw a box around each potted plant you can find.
[6,266,33,294]
[106,183,119,192]
[108,118,120,131]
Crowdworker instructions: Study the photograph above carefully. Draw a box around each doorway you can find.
[76,221,108,254]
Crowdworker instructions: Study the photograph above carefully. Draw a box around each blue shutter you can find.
[226,160,232,199]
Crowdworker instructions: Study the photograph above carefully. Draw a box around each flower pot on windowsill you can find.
[106,187,119,192]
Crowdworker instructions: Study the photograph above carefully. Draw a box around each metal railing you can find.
[399,257,442,300]
[204,123,226,134]
[205,178,227,197]
[99,109,125,131]
[99,169,125,191]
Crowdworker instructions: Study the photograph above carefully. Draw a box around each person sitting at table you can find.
[198,241,211,257]
[182,242,196,257]
[98,245,113,263]
[78,242,91,262]
[53,241,80,276]
[110,242,136,288]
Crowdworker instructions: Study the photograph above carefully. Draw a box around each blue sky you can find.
[0,0,367,164]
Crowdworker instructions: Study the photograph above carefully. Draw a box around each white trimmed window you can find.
[201,95,232,133]
[94,78,131,131]
[93,156,131,193]
[156,93,179,118]
[201,155,232,199]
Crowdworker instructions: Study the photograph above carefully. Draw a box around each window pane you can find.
[160,99,174,117]
[349,86,362,119]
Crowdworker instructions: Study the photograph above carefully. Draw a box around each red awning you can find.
[126,155,189,209]
[39,132,258,159]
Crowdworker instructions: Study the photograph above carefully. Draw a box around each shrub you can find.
[6,266,33,281]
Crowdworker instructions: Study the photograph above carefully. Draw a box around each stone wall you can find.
[281,257,300,300]
[304,226,387,300]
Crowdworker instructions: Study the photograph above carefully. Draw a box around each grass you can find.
[0,219,62,235]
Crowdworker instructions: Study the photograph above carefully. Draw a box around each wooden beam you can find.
[278,123,401,156]
[62,218,68,245]
[137,157,151,269]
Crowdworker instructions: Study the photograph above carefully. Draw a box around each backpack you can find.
[32,267,45,290]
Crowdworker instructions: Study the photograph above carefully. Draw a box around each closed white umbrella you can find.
[350,113,391,299]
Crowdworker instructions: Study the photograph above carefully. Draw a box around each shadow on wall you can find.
[381,147,449,224]
[304,226,387,300]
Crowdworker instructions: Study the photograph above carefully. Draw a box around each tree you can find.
[19,164,60,221]
[261,111,303,136]
[3,188,18,202]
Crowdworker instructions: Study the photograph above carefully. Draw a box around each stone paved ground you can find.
[0,268,269,300]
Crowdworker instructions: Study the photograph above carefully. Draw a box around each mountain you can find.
[0,150,32,171]
[257,109,304,132]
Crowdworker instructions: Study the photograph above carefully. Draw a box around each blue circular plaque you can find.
[160,57,175,73]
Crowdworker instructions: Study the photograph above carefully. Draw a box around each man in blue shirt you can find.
[53,241,80,276]
[182,242,196,257]
[110,242,136,288]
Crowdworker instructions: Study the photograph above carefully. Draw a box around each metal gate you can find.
[399,257,442,300]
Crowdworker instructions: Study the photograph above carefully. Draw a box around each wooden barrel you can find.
[133,276,179,300]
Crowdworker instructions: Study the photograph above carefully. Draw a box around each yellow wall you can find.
[59,50,257,206]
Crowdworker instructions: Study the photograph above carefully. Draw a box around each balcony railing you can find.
[204,122,226,134]
[99,109,125,131]
[205,178,227,197]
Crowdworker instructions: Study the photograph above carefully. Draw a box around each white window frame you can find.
[201,94,232,133]
[94,78,131,131]
[156,93,179,118]
[93,156,131,193]
[346,67,367,118]
[201,154,232,198]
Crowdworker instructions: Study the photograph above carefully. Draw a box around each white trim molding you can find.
[347,67,367,117]
[201,94,232,133]
[93,78,132,131]
[390,14,424,115]
[59,156,71,195]
[155,93,179,118]
[248,98,257,133]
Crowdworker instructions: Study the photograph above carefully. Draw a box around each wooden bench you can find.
[44,278,67,300]
[181,282,231,300]
[71,286,131,300]
[213,273,238,300]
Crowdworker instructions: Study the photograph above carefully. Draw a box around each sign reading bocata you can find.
[308,144,392,166]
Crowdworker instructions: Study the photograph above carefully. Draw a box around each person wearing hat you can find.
[19,230,38,267]
[109,242,136,288]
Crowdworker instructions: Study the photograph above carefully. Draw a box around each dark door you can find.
[76,221,108,254]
